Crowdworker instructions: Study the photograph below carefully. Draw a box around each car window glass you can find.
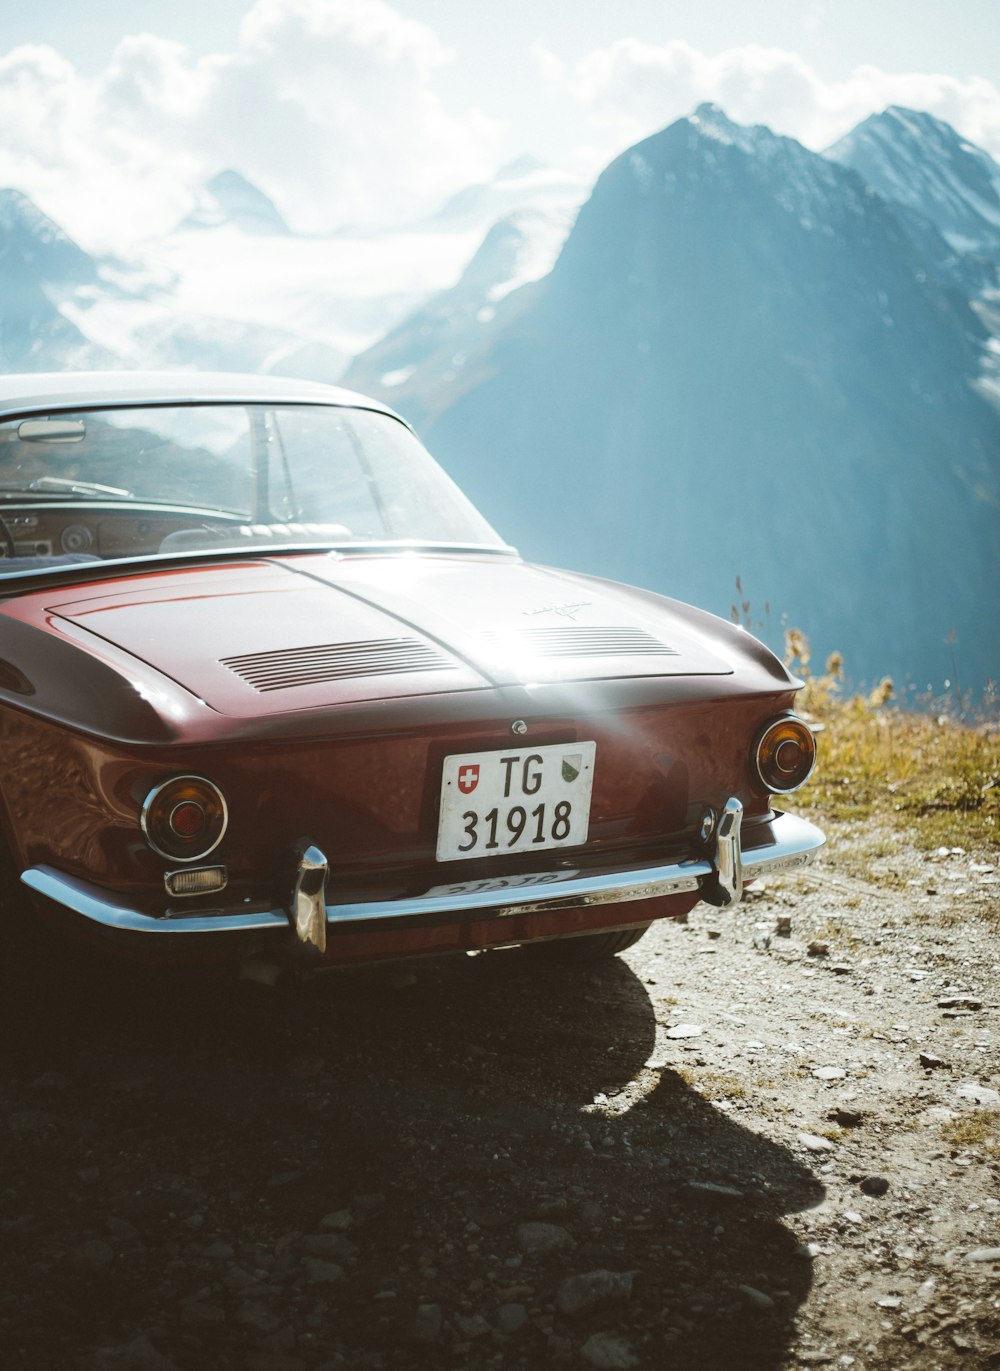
[0,406,253,514]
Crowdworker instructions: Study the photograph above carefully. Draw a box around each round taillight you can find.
[141,776,228,861]
[753,715,817,794]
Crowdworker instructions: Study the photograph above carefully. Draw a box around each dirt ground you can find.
[1,823,998,1371]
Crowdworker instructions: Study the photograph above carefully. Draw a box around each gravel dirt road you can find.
[2,824,998,1371]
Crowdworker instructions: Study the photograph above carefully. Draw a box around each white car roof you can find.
[0,371,400,421]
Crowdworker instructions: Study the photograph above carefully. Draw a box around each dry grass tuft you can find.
[782,632,1000,852]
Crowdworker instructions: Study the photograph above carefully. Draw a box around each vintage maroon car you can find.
[0,372,823,971]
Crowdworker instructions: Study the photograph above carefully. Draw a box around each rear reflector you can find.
[164,866,228,898]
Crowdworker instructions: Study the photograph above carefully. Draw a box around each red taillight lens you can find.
[753,715,817,794]
[141,776,228,861]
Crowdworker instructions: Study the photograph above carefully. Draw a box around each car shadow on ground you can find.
[0,939,824,1370]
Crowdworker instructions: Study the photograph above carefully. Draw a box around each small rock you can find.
[8,1109,60,1136]
[410,1303,443,1342]
[556,1269,633,1317]
[180,1299,226,1327]
[956,1083,1000,1107]
[937,996,982,1010]
[860,1176,890,1197]
[223,1266,256,1292]
[237,1302,283,1333]
[831,964,852,976]
[799,1132,834,1152]
[813,1067,847,1081]
[919,1053,948,1070]
[453,1313,491,1339]
[665,1023,703,1039]
[300,1233,358,1263]
[738,1284,775,1310]
[807,940,829,957]
[203,1241,236,1260]
[843,1211,864,1225]
[876,1296,902,1309]
[517,1221,572,1254]
[776,915,793,937]
[106,1217,140,1242]
[794,1243,822,1259]
[966,1247,1000,1263]
[686,1181,744,1199]
[71,1238,115,1271]
[91,1334,181,1371]
[28,1071,69,1093]
[352,1192,385,1214]
[320,1209,353,1230]
[495,1302,528,1335]
[581,1333,640,1368]
[829,1106,864,1128]
[301,1258,343,1284]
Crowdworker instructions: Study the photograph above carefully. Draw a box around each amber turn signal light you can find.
[753,715,817,794]
[141,775,228,861]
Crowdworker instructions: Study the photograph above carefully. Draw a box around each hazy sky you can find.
[3,0,999,250]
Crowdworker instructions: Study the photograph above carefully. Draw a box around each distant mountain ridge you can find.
[350,103,999,692]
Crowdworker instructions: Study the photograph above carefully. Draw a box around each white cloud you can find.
[541,37,1000,169]
[0,0,503,253]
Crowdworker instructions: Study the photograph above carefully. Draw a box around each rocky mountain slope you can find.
[352,105,1000,694]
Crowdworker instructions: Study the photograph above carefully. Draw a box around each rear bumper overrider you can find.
[21,801,824,951]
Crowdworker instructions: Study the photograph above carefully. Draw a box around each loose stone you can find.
[495,1302,528,1335]
[799,1132,834,1152]
[956,1083,1000,1107]
[860,1176,890,1197]
[919,1053,947,1070]
[812,1067,847,1081]
[581,1332,640,1368]
[556,1269,634,1317]
[71,1239,115,1271]
[453,1313,491,1339]
[517,1221,572,1254]
[665,1023,703,1039]
[738,1284,775,1310]
[179,1299,226,1326]
[300,1233,358,1263]
[410,1303,443,1342]
[829,1107,864,1127]
[301,1258,343,1284]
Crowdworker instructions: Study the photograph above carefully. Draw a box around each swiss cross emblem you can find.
[457,764,480,794]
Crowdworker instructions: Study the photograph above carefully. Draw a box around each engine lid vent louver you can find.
[221,638,458,692]
[483,626,679,658]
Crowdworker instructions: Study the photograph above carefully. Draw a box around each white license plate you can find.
[436,742,596,863]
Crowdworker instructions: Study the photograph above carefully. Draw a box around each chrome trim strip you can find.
[21,811,825,938]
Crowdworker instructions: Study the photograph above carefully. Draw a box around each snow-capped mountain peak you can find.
[177,169,291,237]
[826,105,1000,255]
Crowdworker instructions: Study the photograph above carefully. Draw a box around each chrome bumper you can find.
[21,805,824,948]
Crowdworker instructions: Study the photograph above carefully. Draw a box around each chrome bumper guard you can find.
[21,802,824,950]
